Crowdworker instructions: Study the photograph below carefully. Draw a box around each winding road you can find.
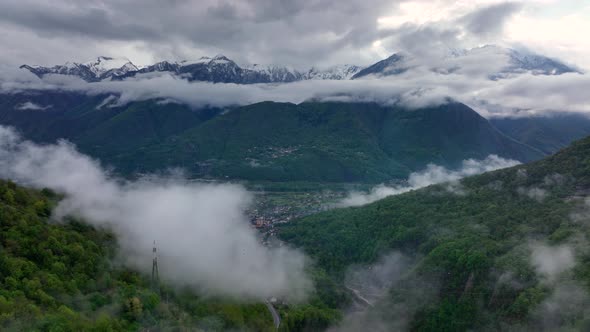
[265,300,281,329]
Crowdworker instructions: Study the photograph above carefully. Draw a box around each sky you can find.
[0,0,589,69]
[1,0,589,118]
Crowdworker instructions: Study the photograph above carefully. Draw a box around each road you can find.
[345,285,374,308]
[265,300,281,329]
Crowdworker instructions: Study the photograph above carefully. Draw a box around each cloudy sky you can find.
[0,0,589,69]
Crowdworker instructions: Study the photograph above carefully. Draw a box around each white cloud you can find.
[517,186,548,202]
[531,243,575,283]
[0,126,311,301]
[3,64,590,118]
[336,155,519,207]
[505,5,590,69]
[14,101,52,110]
[0,0,588,70]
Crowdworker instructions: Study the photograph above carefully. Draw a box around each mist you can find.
[530,243,575,283]
[527,241,590,330]
[336,155,520,207]
[330,251,438,332]
[2,58,590,118]
[0,125,311,301]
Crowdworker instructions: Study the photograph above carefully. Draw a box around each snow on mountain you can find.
[304,64,362,80]
[351,45,579,79]
[245,64,302,82]
[84,56,138,76]
[176,54,245,83]
[19,46,580,84]
[450,45,580,79]
[351,53,409,79]
[20,56,139,82]
[505,48,578,75]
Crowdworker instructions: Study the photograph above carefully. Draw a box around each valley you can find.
[1,3,590,329]
[2,90,590,331]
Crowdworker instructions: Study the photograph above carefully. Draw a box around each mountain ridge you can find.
[19,46,579,84]
[0,91,545,182]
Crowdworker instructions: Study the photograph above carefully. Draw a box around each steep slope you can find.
[21,55,362,83]
[0,92,544,182]
[20,56,138,82]
[303,65,362,80]
[351,53,409,79]
[21,46,576,84]
[506,47,578,75]
[352,46,579,80]
[279,136,590,331]
[0,179,276,331]
[490,113,590,155]
[0,92,219,156]
[118,101,543,182]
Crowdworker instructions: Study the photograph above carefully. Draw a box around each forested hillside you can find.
[490,113,590,155]
[279,136,590,331]
[0,178,354,331]
[0,92,544,182]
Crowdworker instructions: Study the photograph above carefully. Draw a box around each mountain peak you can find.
[212,54,230,61]
[18,47,581,84]
[351,52,409,79]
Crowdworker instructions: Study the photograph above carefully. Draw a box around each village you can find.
[246,190,345,246]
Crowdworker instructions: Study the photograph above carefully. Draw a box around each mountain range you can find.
[4,90,590,182]
[19,46,580,84]
[20,55,363,83]
[4,45,590,332]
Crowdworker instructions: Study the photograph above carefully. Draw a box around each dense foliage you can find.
[490,113,590,155]
[0,179,278,331]
[0,178,352,331]
[0,92,542,182]
[280,136,590,330]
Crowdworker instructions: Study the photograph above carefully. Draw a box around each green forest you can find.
[279,135,590,331]
[0,92,546,182]
[0,179,348,331]
[3,108,590,331]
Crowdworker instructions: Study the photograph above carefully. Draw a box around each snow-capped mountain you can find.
[504,48,577,75]
[303,64,362,80]
[245,64,302,82]
[20,46,580,84]
[22,54,361,83]
[21,56,138,82]
[351,46,579,79]
[351,53,409,79]
[84,56,137,77]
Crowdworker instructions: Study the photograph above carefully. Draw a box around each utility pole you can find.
[151,240,160,294]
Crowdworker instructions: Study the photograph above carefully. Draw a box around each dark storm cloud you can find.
[393,25,463,59]
[461,2,523,38]
[0,0,399,66]
[383,2,522,62]
[0,1,158,41]
[1,0,587,117]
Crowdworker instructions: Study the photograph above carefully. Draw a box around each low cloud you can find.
[528,241,590,330]
[0,125,310,301]
[336,155,520,207]
[530,243,575,283]
[460,2,522,39]
[14,101,52,110]
[517,186,548,202]
[2,56,590,117]
[331,251,437,332]
[344,252,411,307]
[530,282,590,331]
